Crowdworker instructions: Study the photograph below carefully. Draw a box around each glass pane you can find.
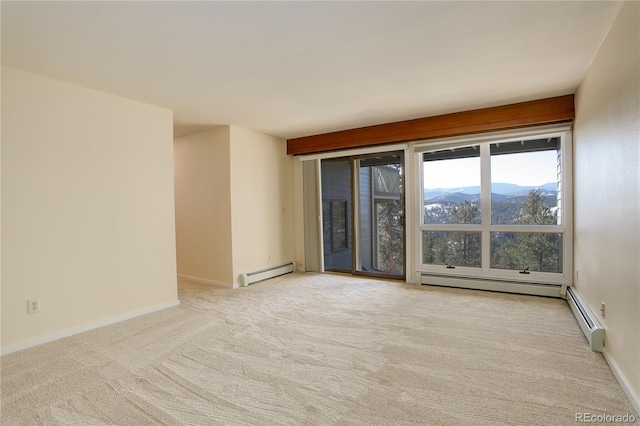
[491,138,560,225]
[330,201,348,252]
[423,146,481,225]
[491,232,562,273]
[423,231,481,268]
[375,201,403,274]
[321,160,352,271]
[358,154,404,276]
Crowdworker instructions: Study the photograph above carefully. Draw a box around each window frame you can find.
[415,126,573,285]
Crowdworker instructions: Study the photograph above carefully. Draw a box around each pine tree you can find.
[448,201,481,267]
[423,232,435,264]
[452,200,480,224]
[494,190,560,272]
[516,189,557,226]
[376,201,403,274]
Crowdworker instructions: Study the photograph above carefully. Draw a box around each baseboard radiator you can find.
[239,262,296,287]
[566,286,605,352]
[420,273,563,298]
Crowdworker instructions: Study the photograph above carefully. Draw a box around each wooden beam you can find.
[287,95,574,156]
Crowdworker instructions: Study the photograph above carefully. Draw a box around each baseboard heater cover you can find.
[420,273,563,298]
[239,262,296,287]
[566,286,605,352]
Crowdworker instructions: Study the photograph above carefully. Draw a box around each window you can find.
[419,131,571,284]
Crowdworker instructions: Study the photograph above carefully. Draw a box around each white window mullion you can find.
[480,143,492,272]
[421,224,482,232]
[489,225,565,234]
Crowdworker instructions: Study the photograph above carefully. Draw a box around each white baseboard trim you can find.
[602,349,640,416]
[177,274,233,289]
[1,300,180,356]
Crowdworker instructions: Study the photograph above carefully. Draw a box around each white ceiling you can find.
[1,1,623,140]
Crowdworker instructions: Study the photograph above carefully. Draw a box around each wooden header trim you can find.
[287,95,574,156]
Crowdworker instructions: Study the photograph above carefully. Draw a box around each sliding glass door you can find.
[321,159,353,272]
[321,152,405,279]
[355,154,404,278]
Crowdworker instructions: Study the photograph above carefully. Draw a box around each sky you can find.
[423,150,558,189]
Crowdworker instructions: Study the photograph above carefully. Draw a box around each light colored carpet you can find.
[1,272,636,425]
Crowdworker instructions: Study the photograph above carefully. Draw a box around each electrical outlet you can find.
[28,299,41,314]
[600,302,605,318]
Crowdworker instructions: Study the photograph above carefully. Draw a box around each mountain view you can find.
[422,182,562,273]
[424,182,558,225]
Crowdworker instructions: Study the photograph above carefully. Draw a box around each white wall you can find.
[1,64,3,350]
[229,126,294,284]
[174,128,233,286]
[574,0,639,410]
[1,67,178,351]
[173,125,294,288]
